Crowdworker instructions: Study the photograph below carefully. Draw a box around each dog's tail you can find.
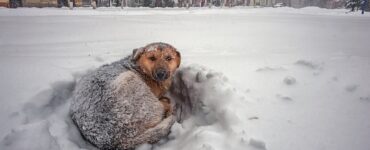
[117,115,176,149]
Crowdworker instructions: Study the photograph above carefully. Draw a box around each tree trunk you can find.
[68,0,73,9]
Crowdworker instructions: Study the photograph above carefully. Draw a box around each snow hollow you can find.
[0,7,370,150]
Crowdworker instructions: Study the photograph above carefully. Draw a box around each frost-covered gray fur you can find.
[70,56,175,150]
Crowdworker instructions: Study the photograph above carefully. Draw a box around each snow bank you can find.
[0,65,265,150]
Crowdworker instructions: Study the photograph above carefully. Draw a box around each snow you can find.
[1,7,370,150]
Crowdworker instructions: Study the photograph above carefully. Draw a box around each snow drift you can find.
[0,80,98,150]
[0,65,265,150]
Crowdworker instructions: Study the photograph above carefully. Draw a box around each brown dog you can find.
[132,42,181,117]
[71,42,181,149]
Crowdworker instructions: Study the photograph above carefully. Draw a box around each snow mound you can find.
[147,65,266,150]
[0,79,98,150]
[0,65,265,150]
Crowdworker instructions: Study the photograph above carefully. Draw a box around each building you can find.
[0,0,9,7]
[22,0,58,7]
[289,0,346,8]
[249,0,274,6]
[74,0,92,6]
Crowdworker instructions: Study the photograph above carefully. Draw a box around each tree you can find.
[163,0,174,7]
[143,0,153,6]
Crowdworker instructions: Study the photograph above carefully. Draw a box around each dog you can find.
[70,42,181,150]
[132,42,181,116]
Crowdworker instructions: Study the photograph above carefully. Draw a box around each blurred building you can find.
[74,0,92,6]
[0,0,9,7]
[289,0,346,8]
[22,0,58,7]
[2,0,363,9]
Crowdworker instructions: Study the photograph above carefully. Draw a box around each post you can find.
[361,0,368,14]
[91,0,97,9]
[68,0,73,9]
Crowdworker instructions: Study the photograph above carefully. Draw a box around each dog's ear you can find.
[131,47,145,62]
[175,50,181,68]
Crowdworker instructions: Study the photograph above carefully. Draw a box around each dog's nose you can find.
[154,69,169,81]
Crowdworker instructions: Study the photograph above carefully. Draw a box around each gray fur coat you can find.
[70,56,175,150]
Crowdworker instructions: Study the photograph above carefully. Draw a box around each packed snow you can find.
[0,7,370,150]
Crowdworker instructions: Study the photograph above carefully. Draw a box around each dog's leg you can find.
[159,97,173,118]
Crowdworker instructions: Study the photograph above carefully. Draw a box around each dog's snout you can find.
[154,68,169,81]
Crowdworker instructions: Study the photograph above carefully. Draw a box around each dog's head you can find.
[132,42,181,82]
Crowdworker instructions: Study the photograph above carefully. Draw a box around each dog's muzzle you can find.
[154,68,169,81]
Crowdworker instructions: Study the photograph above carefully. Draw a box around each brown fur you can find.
[133,43,181,118]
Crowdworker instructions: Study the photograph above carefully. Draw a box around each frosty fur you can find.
[70,55,175,150]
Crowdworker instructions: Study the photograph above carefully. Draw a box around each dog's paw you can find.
[159,97,170,103]
[159,97,173,117]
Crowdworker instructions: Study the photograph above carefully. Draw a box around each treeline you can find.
[3,0,368,11]
[90,0,346,8]
[82,0,350,9]
[85,0,266,8]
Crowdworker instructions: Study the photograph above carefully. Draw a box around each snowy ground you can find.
[1,7,370,150]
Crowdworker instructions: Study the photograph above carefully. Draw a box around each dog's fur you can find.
[70,42,181,150]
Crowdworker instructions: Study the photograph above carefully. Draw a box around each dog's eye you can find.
[149,56,156,61]
[165,56,172,61]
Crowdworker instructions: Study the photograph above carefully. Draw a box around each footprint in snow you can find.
[331,76,339,82]
[295,60,321,70]
[345,84,358,92]
[200,144,215,150]
[256,66,286,72]
[359,97,370,102]
[95,56,104,62]
[295,60,324,73]
[248,116,259,120]
[276,94,293,101]
[283,76,296,85]
[249,138,267,150]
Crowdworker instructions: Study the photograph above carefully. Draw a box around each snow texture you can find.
[0,80,98,150]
